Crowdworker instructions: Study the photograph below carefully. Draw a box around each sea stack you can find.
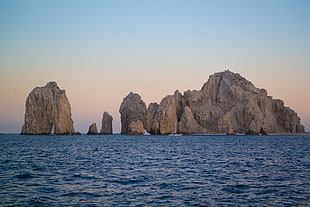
[100,112,113,134]
[87,123,98,135]
[21,82,75,135]
[120,70,305,135]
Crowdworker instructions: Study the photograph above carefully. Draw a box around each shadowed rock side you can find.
[100,112,113,134]
[21,82,75,135]
[120,70,305,135]
[87,123,98,135]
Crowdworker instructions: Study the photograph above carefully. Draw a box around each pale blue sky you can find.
[1,0,310,133]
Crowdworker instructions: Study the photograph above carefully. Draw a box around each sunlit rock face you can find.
[21,82,75,135]
[185,70,304,134]
[100,112,113,134]
[128,120,144,135]
[119,92,147,134]
[178,106,208,134]
[146,94,178,135]
[120,70,305,135]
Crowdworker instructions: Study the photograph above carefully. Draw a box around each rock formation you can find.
[21,82,75,135]
[178,106,208,134]
[146,103,159,134]
[100,112,113,134]
[119,92,147,134]
[184,70,304,134]
[120,70,304,135]
[128,120,144,135]
[87,123,98,135]
[146,95,178,135]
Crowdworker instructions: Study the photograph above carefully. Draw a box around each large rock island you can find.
[21,82,75,135]
[120,70,304,135]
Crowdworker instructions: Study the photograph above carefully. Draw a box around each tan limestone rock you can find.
[128,120,144,135]
[151,95,178,135]
[146,103,159,135]
[178,106,208,134]
[119,92,147,134]
[186,70,304,134]
[120,70,304,135]
[21,82,75,135]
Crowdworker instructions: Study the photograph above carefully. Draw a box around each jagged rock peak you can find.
[100,112,113,134]
[193,70,304,134]
[21,81,75,135]
[119,92,147,134]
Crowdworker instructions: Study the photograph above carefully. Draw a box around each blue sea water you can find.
[0,134,309,206]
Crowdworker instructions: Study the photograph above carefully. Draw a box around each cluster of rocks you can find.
[21,82,113,135]
[21,70,305,135]
[120,70,304,135]
[87,112,113,135]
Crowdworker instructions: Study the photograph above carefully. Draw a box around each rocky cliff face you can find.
[120,70,304,135]
[119,92,147,134]
[128,120,145,135]
[178,106,208,134]
[21,82,75,135]
[100,112,113,134]
[146,95,178,135]
[186,70,304,134]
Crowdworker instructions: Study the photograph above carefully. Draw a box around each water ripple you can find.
[0,134,309,206]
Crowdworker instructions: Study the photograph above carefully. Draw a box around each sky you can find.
[0,0,309,133]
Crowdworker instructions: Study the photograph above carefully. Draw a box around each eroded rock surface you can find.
[128,120,144,135]
[186,70,304,134]
[21,82,75,135]
[119,92,146,134]
[120,70,305,134]
[147,95,178,135]
[178,106,208,134]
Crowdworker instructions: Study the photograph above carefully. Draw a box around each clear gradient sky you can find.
[1,0,309,133]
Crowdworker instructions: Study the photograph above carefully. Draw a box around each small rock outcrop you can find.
[100,112,113,134]
[21,82,75,135]
[87,123,98,135]
[119,92,147,134]
[120,70,304,135]
[128,120,144,135]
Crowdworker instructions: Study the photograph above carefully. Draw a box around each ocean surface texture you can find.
[0,134,309,206]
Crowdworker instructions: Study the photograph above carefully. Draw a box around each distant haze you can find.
[1,0,309,133]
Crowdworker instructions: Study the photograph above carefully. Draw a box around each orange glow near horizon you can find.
[1,0,309,132]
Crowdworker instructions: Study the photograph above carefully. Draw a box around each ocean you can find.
[0,134,309,206]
